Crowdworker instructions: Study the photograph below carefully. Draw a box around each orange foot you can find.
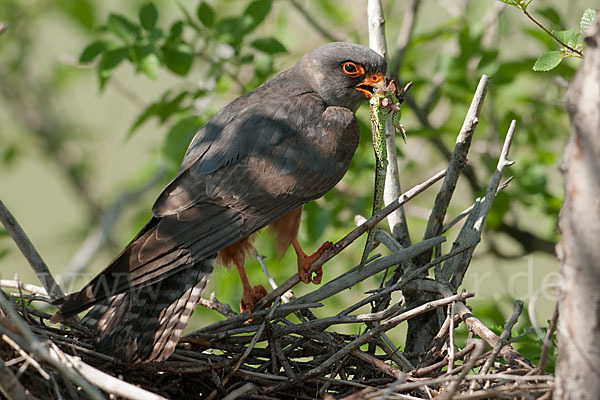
[296,241,332,284]
[240,284,268,315]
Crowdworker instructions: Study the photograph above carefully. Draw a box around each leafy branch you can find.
[500,0,596,71]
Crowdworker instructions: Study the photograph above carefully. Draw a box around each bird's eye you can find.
[342,62,363,78]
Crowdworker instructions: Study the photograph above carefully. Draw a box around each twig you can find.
[355,215,402,252]
[255,169,446,310]
[442,120,517,288]
[207,302,279,400]
[350,349,404,380]
[0,356,27,400]
[0,200,64,299]
[48,341,168,400]
[0,293,105,400]
[1,334,50,380]
[197,293,237,318]
[265,292,473,393]
[475,300,523,390]
[520,7,583,57]
[437,340,485,400]
[368,0,411,245]
[222,383,256,400]
[422,75,490,247]
[404,279,534,368]
[338,244,472,317]
[0,280,48,297]
[441,177,513,234]
[391,372,552,393]
[448,302,456,373]
[291,236,445,307]
[538,301,559,373]
[413,342,477,377]
[367,0,388,60]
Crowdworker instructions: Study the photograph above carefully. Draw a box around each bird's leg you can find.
[292,238,332,284]
[235,261,267,315]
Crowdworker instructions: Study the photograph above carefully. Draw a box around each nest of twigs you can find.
[0,264,553,400]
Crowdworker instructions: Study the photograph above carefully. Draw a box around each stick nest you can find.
[0,279,553,400]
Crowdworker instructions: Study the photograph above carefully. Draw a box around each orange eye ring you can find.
[342,62,365,78]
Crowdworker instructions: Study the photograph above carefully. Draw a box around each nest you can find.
[0,268,553,399]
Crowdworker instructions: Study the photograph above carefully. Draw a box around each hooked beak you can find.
[355,73,385,98]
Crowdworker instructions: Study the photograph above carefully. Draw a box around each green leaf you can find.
[244,0,272,32]
[129,90,189,136]
[134,45,160,79]
[107,13,139,43]
[580,9,597,34]
[250,37,287,54]
[98,47,129,89]
[197,2,215,27]
[216,17,247,47]
[162,43,194,75]
[497,0,519,7]
[79,41,106,63]
[533,51,563,71]
[139,2,158,31]
[169,21,184,39]
[553,29,577,48]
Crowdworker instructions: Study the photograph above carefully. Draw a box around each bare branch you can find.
[0,200,64,299]
[0,356,27,400]
[367,0,388,59]
[266,291,474,393]
[438,340,486,400]
[475,300,523,390]
[538,301,558,373]
[368,0,411,246]
[422,75,490,245]
[442,120,517,287]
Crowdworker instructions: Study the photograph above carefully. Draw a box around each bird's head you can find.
[295,42,387,112]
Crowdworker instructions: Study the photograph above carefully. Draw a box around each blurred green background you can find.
[1,0,594,367]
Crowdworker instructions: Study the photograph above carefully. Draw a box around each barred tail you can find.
[81,258,214,363]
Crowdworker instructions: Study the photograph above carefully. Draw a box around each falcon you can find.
[52,42,387,362]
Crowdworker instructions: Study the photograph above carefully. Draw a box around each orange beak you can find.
[356,73,385,98]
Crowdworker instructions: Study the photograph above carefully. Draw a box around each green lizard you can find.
[360,79,411,268]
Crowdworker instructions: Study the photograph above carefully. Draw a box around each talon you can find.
[240,284,268,316]
[296,240,332,284]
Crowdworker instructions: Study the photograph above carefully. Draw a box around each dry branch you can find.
[422,75,490,246]
[368,0,411,245]
[0,200,64,300]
